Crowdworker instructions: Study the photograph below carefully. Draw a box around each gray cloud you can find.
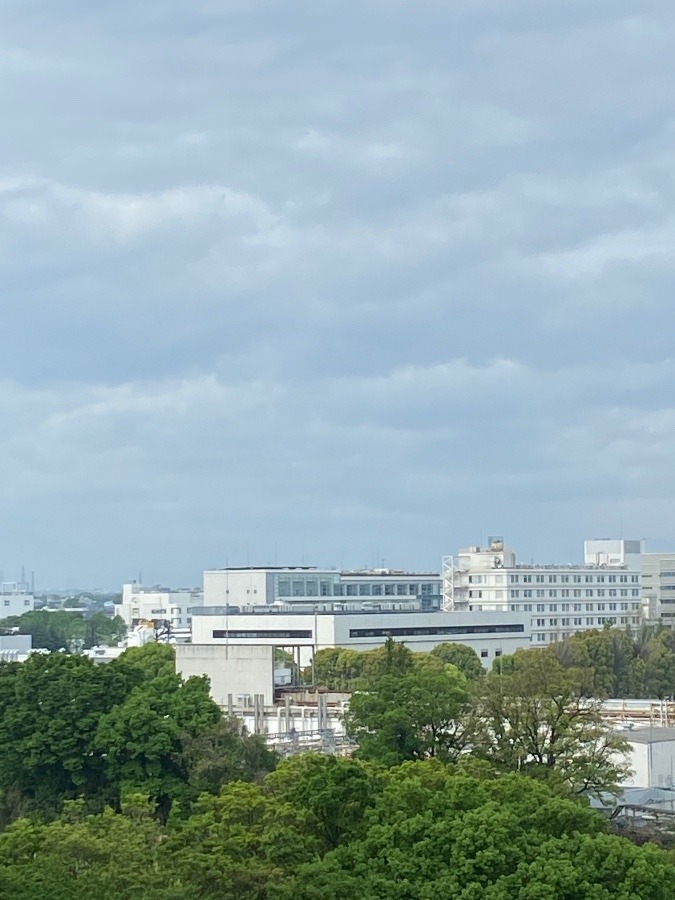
[0,1,674,586]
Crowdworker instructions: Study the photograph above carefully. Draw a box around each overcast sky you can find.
[1,1,674,589]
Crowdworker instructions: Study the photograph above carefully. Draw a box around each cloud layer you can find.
[1,1,674,587]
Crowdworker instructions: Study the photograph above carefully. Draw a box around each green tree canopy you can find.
[471,650,631,797]
[430,641,484,679]
[345,666,470,765]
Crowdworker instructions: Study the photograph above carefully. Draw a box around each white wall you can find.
[175,644,275,706]
[0,593,34,618]
[203,570,270,607]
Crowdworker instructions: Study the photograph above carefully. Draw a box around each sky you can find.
[1,1,675,590]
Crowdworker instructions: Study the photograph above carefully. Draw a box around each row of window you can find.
[511,602,640,613]
[509,573,638,584]
[533,616,631,627]
[511,589,638,599]
[534,623,639,643]
[276,580,439,598]
[2,599,31,607]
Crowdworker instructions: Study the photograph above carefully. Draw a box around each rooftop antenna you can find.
[31,571,35,593]
[138,570,142,585]
[21,565,25,586]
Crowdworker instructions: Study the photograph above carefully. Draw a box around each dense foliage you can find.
[0,643,276,827]
[547,623,675,699]
[0,609,126,651]
[0,757,672,898]
[307,638,479,690]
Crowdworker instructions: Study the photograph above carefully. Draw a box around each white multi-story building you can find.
[641,552,675,624]
[190,607,530,667]
[0,583,34,618]
[443,538,642,645]
[203,567,442,610]
[115,582,204,631]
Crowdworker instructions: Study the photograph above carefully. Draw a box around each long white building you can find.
[443,538,642,644]
[190,607,530,667]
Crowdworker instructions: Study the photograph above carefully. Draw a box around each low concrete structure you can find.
[175,643,275,706]
[622,727,675,789]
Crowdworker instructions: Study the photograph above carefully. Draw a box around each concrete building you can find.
[0,583,34,618]
[443,537,642,645]
[175,644,276,706]
[115,582,204,631]
[203,566,442,610]
[190,607,531,667]
[641,552,675,625]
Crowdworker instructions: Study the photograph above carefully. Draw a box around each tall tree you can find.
[345,666,470,765]
[470,651,631,797]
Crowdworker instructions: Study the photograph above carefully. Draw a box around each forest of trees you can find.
[1,631,675,895]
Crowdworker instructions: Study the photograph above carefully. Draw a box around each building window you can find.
[586,618,594,626]
[536,604,545,612]
[523,575,532,583]
[385,585,394,596]
[549,604,557,612]
[524,589,532,598]
[536,590,545,598]
[359,585,371,596]
[549,619,558,626]
[371,584,383,596]
[472,576,485,584]
[480,649,489,658]
[536,575,544,583]
[536,618,545,626]
[523,604,532,611]
[597,603,605,611]
[561,575,569,583]
[573,590,581,598]
[536,633,546,642]
[597,589,605,598]
[512,590,520,598]
[574,617,582,626]
[346,585,358,596]
[292,580,304,597]
[213,629,312,639]
[549,590,558,598]
[278,579,291,596]
[573,603,581,611]
[349,624,526,638]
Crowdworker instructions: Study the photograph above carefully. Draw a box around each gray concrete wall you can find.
[175,643,275,706]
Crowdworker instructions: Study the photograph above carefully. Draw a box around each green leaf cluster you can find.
[0,760,672,899]
[0,643,276,826]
